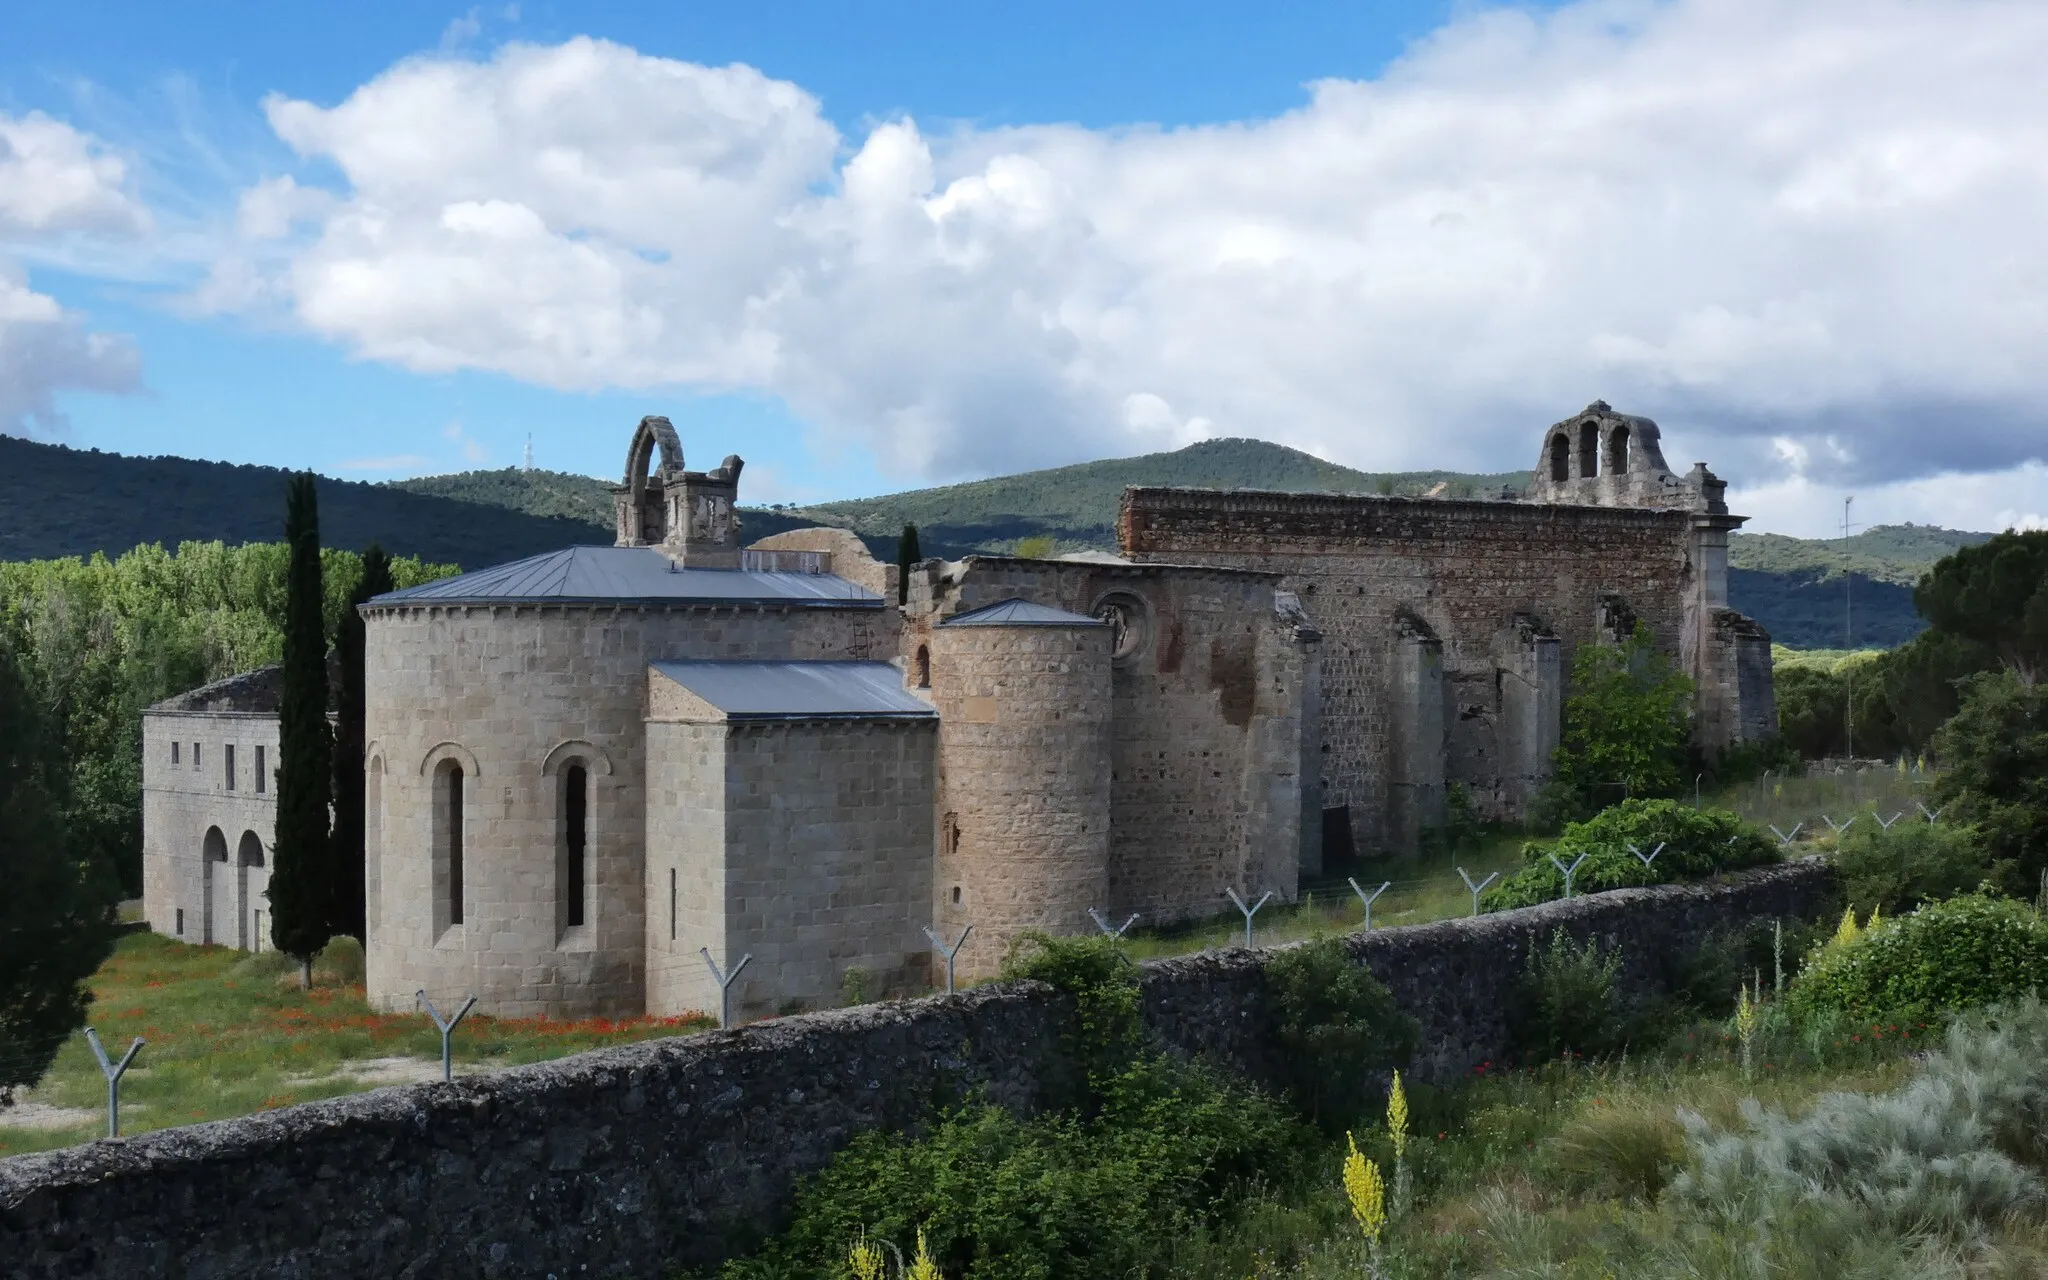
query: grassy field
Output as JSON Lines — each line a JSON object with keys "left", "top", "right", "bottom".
{"left": 1120, "top": 830, "right": 1531, "bottom": 964}
{"left": 1712, "top": 760, "right": 1937, "bottom": 841}
{"left": 1117, "top": 762, "right": 1932, "bottom": 965}
{"left": 1167, "top": 1009, "right": 1981, "bottom": 1278}
{"left": 0, "top": 932, "right": 712, "bottom": 1158}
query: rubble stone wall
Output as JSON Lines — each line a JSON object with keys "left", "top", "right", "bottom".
{"left": 1, "top": 861, "right": 1831, "bottom": 1280}
{"left": 1118, "top": 490, "right": 1702, "bottom": 851}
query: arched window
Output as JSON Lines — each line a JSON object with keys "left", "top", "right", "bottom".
{"left": 1605, "top": 425, "right": 1630, "bottom": 476}
{"left": 1548, "top": 433, "right": 1569, "bottom": 483}
{"left": 236, "top": 831, "right": 265, "bottom": 951}
{"left": 201, "top": 826, "right": 228, "bottom": 945}
{"left": 434, "top": 760, "right": 465, "bottom": 931}
{"left": 1577, "top": 422, "right": 1600, "bottom": 478}
{"left": 562, "top": 763, "right": 588, "bottom": 929}
{"left": 365, "top": 755, "right": 383, "bottom": 937}
{"left": 915, "top": 645, "right": 931, "bottom": 688}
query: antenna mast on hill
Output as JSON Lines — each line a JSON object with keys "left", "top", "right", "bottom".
{"left": 1841, "top": 495, "right": 1862, "bottom": 758}
{"left": 523, "top": 434, "right": 534, "bottom": 473}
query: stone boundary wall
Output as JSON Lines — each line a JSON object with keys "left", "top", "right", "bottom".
{"left": 1, "top": 861, "right": 1831, "bottom": 1279}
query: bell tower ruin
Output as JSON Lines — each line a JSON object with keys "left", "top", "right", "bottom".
{"left": 611, "top": 415, "right": 746, "bottom": 569}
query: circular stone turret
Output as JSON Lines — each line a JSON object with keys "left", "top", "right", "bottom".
{"left": 927, "top": 599, "right": 1112, "bottom": 980}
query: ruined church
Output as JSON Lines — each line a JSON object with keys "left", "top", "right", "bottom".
{"left": 140, "top": 404, "right": 1775, "bottom": 1021}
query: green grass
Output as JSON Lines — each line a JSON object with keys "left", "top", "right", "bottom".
{"left": 1119, "top": 832, "right": 1530, "bottom": 964}
{"left": 0, "top": 931, "right": 711, "bottom": 1158}
{"left": 1167, "top": 1010, "right": 1980, "bottom": 1278}
{"left": 1711, "top": 762, "right": 1937, "bottom": 844}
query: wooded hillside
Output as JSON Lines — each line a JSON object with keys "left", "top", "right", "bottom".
{"left": 5, "top": 433, "right": 1995, "bottom": 650}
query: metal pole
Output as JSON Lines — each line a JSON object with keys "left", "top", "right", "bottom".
{"left": 1088, "top": 908, "right": 1138, "bottom": 939}
{"left": 1347, "top": 878, "right": 1391, "bottom": 931}
{"left": 922, "top": 926, "right": 971, "bottom": 996}
{"left": 697, "top": 950, "right": 753, "bottom": 1028}
{"left": 1456, "top": 867, "right": 1499, "bottom": 917}
{"left": 1224, "top": 887, "right": 1273, "bottom": 948}
{"left": 83, "top": 1028, "right": 143, "bottom": 1139}
{"left": 415, "top": 991, "right": 478, "bottom": 1081}
{"left": 1546, "top": 851, "right": 1590, "bottom": 899}
{"left": 1627, "top": 841, "right": 1665, "bottom": 871}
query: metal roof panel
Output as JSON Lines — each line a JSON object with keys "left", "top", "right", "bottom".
{"left": 936, "top": 597, "right": 1108, "bottom": 628}
{"left": 649, "top": 660, "right": 936, "bottom": 719}
{"left": 370, "top": 545, "right": 883, "bottom": 608}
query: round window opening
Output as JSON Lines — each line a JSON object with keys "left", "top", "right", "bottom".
{"left": 1092, "top": 592, "right": 1149, "bottom": 662}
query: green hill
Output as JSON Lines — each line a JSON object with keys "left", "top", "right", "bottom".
{"left": 0, "top": 435, "right": 613, "bottom": 570}
{"left": 797, "top": 437, "right": 1531, "bottom": 555}
{"left": 1729, "top": 525, "right": 1992, "bottom": 588}
{"left": 0, "top": 433, "right": 1988, "bottom": 652}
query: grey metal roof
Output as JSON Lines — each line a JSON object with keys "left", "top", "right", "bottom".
{"left": 369, "top": 545, "right": 883, "bottom": 608}
{"left": 937, "top": 598, "right": 1108, "bottom": 628}
{"left": 650, "top": 661, "right": 936, "bottom": 720}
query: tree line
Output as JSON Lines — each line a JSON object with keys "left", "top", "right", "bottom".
{"left": 0, "top": 496, "right": 451, "bottom": 1095}
{"left": 1774, "top": 531, "right": 2048, "bottom": 763}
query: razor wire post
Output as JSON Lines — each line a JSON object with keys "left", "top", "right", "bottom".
{"left": 1457, "top": 867, "right": 1499, "bottom": 917}
{"left": 1088, "top": 908, "right": 1138, "bottom": 939}
{"left": 1224, "top": 887, "right": 1273, "bottom": 949}
{"left": 1348, "top": 878, "right": 1391, "bottom": 931}
{"left": 1822, "top": 814, "right": 1857, "bottom": 836}
{"left": 1547, "top": 851, "right": 1590, "bottom": 899}
{"left": 1918, "top": 801, "right": 1944, "bottom": 824}
{"left": 1769, "top": 822, "right": 1803, "bottom": 847}
{"left": 82, "top": 1028, "right": 143, "bottom": 1139}
{"left": 1628, "top": 841, "right": 1665, "bottom": 871}
{"left": 923, "top": 925, "right": 971, "bottom": 996}
{"left": 697, "top": 950, "right": 752, "bottom": 1028}
{"left": 1875, "top": 810, "right": 1903, "bottom": 830}
{"left": 415, "top": 991, "right": 477, "bottom": 1082}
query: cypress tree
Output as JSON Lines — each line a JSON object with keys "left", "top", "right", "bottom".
{"left": 329, "top": 543, "right": 392, "bottom": 941}
{"left": 0, "top": 634, "right": 118, "bottom": 1101}
{"left": 270, "top": 473, "right": 333, "bottom": 984}
{"left": 897, "top": 523, "right": 922, "bottom": 605}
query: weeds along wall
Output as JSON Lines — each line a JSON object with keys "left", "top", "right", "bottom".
{"left": 0, "top": 860, "right": 1830, "bottom": 1279}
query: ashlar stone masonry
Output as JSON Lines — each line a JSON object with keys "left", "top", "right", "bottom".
{"left": 135, "top": 406, "right": 1775, "bottom": 1019}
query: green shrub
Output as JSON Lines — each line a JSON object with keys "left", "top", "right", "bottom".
{"left": 1547, "top": 1098, "right": 1686, "bottom": 1202}
{"left": 1788, "top": 893, "right": 2048, "bottom": 1020}
{"left": 1832, "top": 821, "right": 1989, "bottom": 916}
{"left": 721, "top": 1055, "right": 1307, "bottom": 1279}
{"left": 1262, "top": 936, "right": 1419, "bottom": 1131}
{"left": 1002, "top": 932, "right": 1141, "bottom": 1099}
{"left": 1931, "top": 669, "right": 2048, "bottom": 899}
{"left": 311, "top": 935, "right": 365, "bottom": 986}
{"left": 1508, "top": 929, "right": 1634, "bottom": 1061}
{"left": 1485, "top": 799, "right": 1776, "bottom": 911}
{"left": 1678, "top": 997, "right": 2048, "bottom": 1236}
{"left": 1664, "top": 917, "right": 1832, "bottom": 1019}
{"left": 1548, "top": 622, "right": 1696, "bottom": 820}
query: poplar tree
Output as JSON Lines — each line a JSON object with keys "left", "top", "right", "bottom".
{"left": 329, "top": 543, "right": 392, "bottom": 941}
{"left": 896, "top": 523, "right": 922, "bottom": 605}
{"left": 269, "top": 473, "right": 333, "bottom": 984}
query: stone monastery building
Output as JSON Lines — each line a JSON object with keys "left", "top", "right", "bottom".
{"left": 142, "top": 405, "right": 1776, "bottom": 1021}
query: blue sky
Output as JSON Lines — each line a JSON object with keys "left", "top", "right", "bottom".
{"left": 1, "top": 2, "right": 1467, "bottom": 499}
{"left": 3, "top": 1, "right": 2045, "bottom": 534}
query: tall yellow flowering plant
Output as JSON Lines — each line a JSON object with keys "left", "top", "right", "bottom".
{"left": 1343, "top": 1132, "right": 1387, "bottom": 1245}
{"left": 847, "top": 1232, "right": 886, "bottom": 1280}
{"left": 907, "top": 1228, "right": 944, "bottom": 1280}
{"left": 1386, "top": 1070, "right": 1410, "bottom": 1215}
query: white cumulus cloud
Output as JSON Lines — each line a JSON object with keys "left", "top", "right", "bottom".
{"left": 205, "top": 2, "right": 2048, "bottom": 516}
{"left": 0, "top": 112, "right": 147, "bottom": 435}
